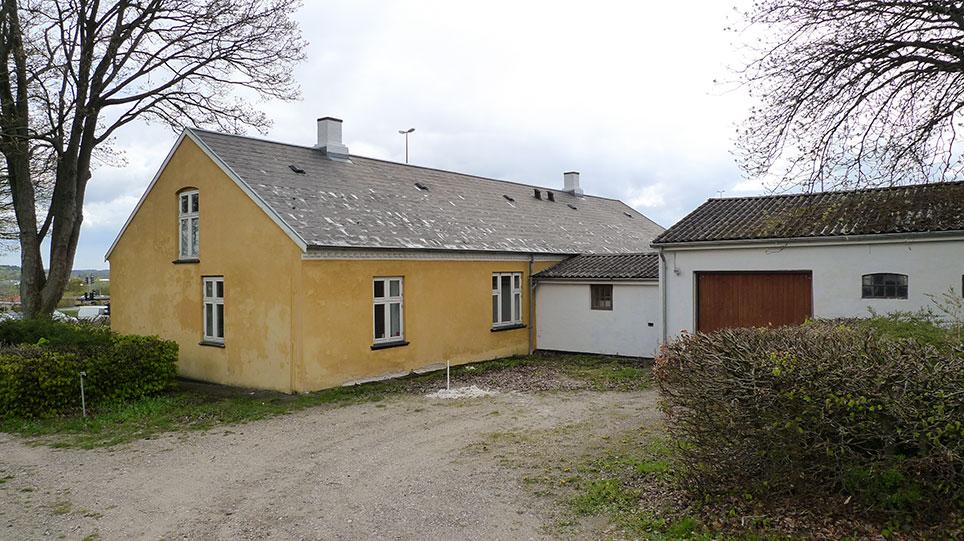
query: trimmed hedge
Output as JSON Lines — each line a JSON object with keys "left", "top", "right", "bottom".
{"left": 0, "top": 318, "right": 113, "bottom": 350}
{"left": 0, "top": 321, "right": 177, "bottom": 418}
{"left": 654, "top": 322, "right": 963, "bottom": 514}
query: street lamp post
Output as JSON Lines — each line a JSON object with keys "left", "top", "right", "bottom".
{"left": 398, "top": 128, "right": 415, "bottom": 164}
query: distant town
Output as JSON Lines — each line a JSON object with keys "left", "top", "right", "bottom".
{"left": 0, "top": 265, "right": 110, "bottom": 313}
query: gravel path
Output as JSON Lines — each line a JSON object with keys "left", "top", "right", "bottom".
{"left": 0, "top": 388, "right": 658, "bottom": 540}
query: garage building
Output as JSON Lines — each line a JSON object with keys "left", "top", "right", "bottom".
{"left": 651, "top": 182, "right": 964, "bottom": 339}
{"left": 534, "top": 253, "right": 660, "bottom": 357}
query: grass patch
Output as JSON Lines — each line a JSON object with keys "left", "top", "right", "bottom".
{"left": 50, "top": 500, "right": 72, "bottom": 515}
{"left": 535, "top": 426, "right": 789, "bottom": 540}
{"left": 0, "top": 354, "right": 649, "bottom": 449}
{"left": 57, "top": 307, "right": 81, "bottom": 318}
{"left": 0, "top": 375, "right": 421, "bottom": 449}
{"left": 565, "top": 438, "right": 707, "bottom": 540}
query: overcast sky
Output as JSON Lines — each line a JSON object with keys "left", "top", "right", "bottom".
{"left": 5, "top": 0, "right": 758, "bottom": 270}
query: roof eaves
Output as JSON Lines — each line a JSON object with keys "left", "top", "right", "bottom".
{"left": 651, "top": 228, "right": 964, "bottom": 248}
{"left": 533, "top": 275, "right": 658, "bottom": 282}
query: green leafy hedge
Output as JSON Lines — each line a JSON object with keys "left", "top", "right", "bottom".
{"left": 0, "top": 318, "right": 113, "bottom": 350}
{"left": 0, "top": 321, "right": 177, "bottom": 418}
{"left": 654, "top": 322, "right": 963, "bottom": 515}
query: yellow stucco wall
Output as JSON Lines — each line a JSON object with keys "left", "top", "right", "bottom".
{"left": 108, "top": 136, "right": 301, "bottom": 392}
{"left": 295, "top": 258, "right": 557, "bottom": 391}
{"left": 110, "top": 134, "right": 560, "bottom": 392}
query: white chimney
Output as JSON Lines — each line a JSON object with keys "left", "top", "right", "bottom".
{"left": 315, "top": 117, "right": 350, "bottom": 160}
{"left": 564, "top": 171, "right": 583, "bottom": 196}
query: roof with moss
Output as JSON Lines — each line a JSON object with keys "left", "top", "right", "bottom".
{"left": 652, "top": 182, "right": 964, "bottom": 245}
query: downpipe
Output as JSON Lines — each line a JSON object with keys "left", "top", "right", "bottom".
{"left": 658, "top": 248, "right": 668, "bottom": 345}
{"left": 528, "top": 255, "right": 537, "bottom": 355}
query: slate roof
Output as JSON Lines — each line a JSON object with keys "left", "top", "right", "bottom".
{"left": 652, "top": 181, "right": 964, "bottom": 246}
{"left": 189, "top": 129, "right": 664, "bottom": 254}
{"left": 534, "top": 253, "right": 659, "bottom": 281}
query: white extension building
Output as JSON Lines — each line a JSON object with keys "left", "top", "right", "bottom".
{"left": 532, "top": 181, "right": 964, "bottom": 358}
{"left": 650, "top": 182, "right": 964, "bottom": 340}
{"left": 534, "top": 253, "right": 661, "bottom": 357}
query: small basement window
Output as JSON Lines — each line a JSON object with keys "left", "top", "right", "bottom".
{"left": 862, "top": 273, "right": 908, "bottom": 299}
{"left": 591, "top": 284, "right": 613, "bottom": 310}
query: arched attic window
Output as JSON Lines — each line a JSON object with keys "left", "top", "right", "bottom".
{"left": 861, "top": 273, "right": 907, "bottom": 299}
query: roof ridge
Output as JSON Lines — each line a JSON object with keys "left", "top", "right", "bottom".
{"left": 188, "top": 127, "right": 632, "bottom": 205}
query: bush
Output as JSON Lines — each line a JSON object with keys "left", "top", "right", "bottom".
{"left": 0, "top": 318, "right": 113, "bottom": 350}
{"left": 835, "top": 309, "right": 961, "bottom": 351}
{"left": 0, "top": 321, "right": 177, "bottom": 418}
{"left": 653, "top": 322, "right": 963, "bottom": 515}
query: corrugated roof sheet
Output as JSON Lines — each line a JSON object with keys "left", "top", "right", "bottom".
{"left": 190, "top": 129, "right": 664, "bottom": 254}
{"left": 652, "top": 182, "right": 964, "bottom": 245}
{"left": 534, "top": 253, "right": 659, "bottom": 281}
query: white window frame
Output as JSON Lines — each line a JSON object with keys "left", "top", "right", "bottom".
{"left": 492, "top": 272, "right": 523, "bottom": 327}
{"left": 373, "top": 277, "right": 404, "bottom": 344}
{"left": 179, "top": 190, "right": 199, "bottom": 259}
{"left": 203, "top": 276, "right": 224, "bottom": 344}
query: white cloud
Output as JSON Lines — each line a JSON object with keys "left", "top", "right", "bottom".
{"left": 626, "top": 185, "right": 667, "bottom": 209}
{"left": 83, "top": 195, "right": 140, "bottom": 230}
{"left": 3, "top": 0, "right": 763, "bottom": 269}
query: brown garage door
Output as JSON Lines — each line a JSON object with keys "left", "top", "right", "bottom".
{"left": 697, "top": 272, "right": 813, "bottom": 333}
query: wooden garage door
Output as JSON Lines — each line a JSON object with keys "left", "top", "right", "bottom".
{"left": 697, "top": 272, "right": 812, "bottom": 333}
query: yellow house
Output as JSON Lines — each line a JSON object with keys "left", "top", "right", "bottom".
{"left": 106, "top": 118, "right": 663, "bottom": 392}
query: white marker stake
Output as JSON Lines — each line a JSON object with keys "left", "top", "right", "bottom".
{"left": 446, "top": 361, "right": 450, "bottom": 391}
{"left": 79, "top": 371, "right": 87, "bottom": 418}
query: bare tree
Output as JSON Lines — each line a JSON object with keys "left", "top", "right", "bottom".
{"left": 0, "top": 0, "right": 305, "bottom": 317}
{"left": 735, "top": 1, "right": 964, "bottom": 192}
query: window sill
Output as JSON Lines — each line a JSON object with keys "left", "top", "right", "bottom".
{"left": 173, "top": 258, "right": 200, "bottom": 265}
{"left": 491, "top": 323, "right": 526, "bottom": 332}
{"left": 371, "top": 340, "right": 409, "bottom": 351}
{"left": 199, "top": 340, "right": 225, "bottom": 348}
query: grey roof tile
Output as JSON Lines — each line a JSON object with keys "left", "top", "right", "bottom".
{"left": 191, "top": 129, "right": 664, "bottom": 254}
{"left": 534, "top": 253, "right": 659, "bottom": 281}
{"left": 652, "top": 182, "right": 964, "bottom": 245}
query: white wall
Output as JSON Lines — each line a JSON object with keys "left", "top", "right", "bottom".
{"left": 537, "top": 281, "right": 660, "bottom": 357}
{"left": 662, "top": 237, "right": 964, "bottom": 338}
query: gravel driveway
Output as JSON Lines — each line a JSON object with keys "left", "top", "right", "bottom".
{"left": 0, "top": 387, "right": 658, "bottom": 540}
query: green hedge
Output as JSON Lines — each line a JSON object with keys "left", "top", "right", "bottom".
{"left": 0, "top": 321, "right": 177, "bottom": 418}
{"left": 654, "top": 322, "right": 963, "bottom": 515}
{"left": 0, "top": 318, "right": 114, "bottom": 350}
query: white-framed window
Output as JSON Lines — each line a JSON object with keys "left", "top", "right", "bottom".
{"left": 179, "top": 190, "right": 199, "bottom": 259}
{"left": 492, "top": 272, "right": 522, "bottom": 326}
{"left": 373, "top": 277, "right": 404, "bottom": 343}
{"left": 203, "top": 276, "right": 224, "bottom": 343}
